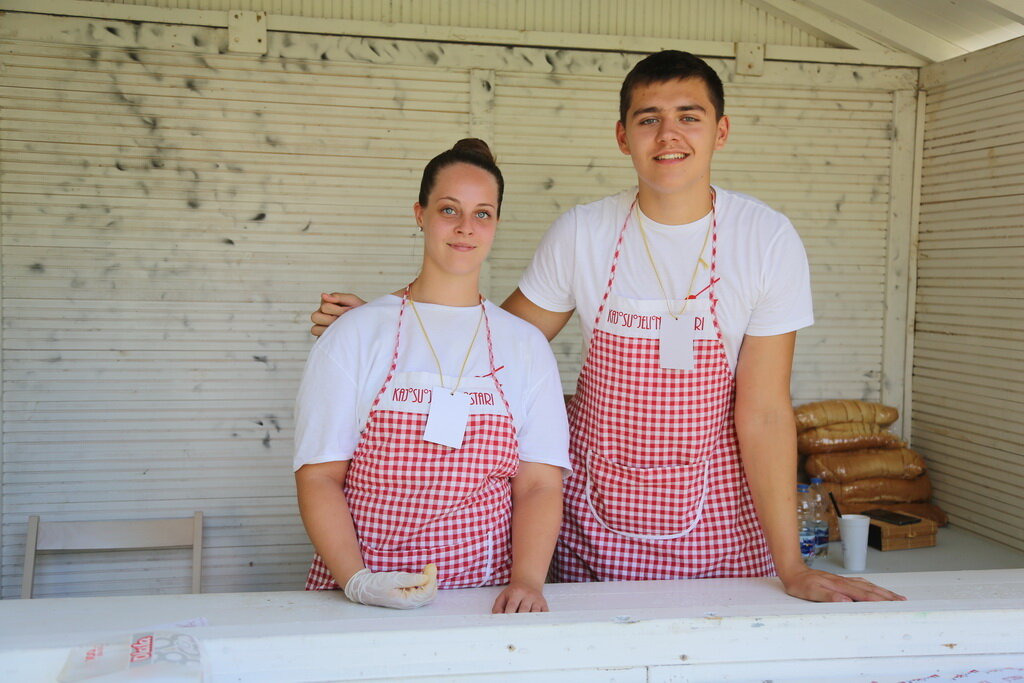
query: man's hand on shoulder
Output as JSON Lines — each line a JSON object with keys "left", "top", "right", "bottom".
{"left": 311, "top": 292, "right": 366, "bottom": 337}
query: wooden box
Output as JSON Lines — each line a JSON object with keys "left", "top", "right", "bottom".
{"left": 867, "top": 514, "right": 937, "bottom": 551}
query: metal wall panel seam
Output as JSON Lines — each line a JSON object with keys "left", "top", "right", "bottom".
{"left": 899, "top": 89, "right": 925, "bottom": 442}
{"left": 0, "top": 32, "right": 6, "bottom": 582}
{"left": 469, "top": 68, "right": 496, "bottom": 298}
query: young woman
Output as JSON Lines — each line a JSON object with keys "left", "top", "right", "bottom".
{"left": 293, "top": 139, "right": 570, "bottom": 613}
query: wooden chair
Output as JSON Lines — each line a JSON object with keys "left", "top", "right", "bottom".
{"left": 20, "top": 512, "right": 203, "bottom": 599}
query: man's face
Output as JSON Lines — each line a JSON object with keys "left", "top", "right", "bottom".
{"left": 616, "top": 77, "right": 729, "bottom": 200}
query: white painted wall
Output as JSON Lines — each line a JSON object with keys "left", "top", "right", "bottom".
{"left": 914, "top": 37, "right": 1024, "bottom": 553}
{"left": 0, "top": 6, "right": 919, "bottom": 597}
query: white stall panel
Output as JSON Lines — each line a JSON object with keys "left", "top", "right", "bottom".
{"left": 915, "top": 38, "right": 1024, "bottom": 551}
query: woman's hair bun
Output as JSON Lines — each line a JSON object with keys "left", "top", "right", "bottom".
{"left": 451, "top": 138, "right": 495, "bottom": 164}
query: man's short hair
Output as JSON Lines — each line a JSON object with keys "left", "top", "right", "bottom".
{"left": 619, "top": 50, "right": 726, "bottom": 123}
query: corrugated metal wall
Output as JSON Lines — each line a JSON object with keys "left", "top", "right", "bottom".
{"left": 915, "top": 39, "right": 1024, "bottom": 552}
{"left": 100, "top": 0, "right": 831, "bottom": 47}
{"left": 0, "top": 10, "right": 917, "bottom": 597}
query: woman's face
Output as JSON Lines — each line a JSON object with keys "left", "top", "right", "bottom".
{"left": 414, "top": 162, "right": 500, "bottom": 280}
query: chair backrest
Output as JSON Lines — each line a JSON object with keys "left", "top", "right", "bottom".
{"left": 21, "top": 512, "right": 203, "bottom": 599}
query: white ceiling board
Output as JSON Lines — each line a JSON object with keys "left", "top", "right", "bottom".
{"left": 744, "top": 0, "right": 891, "bottom": 49}
{"left": 982, "top": 0, "right": 1024, "bottom": 22}
{"left": 859, "top": 0, "right": 1024, "bottom": 54}
{"left": 747, "top": 0, "right": 1024, "bottom": 62}
{"left": 801, "top": 0, "right": 970, "bottom": 61}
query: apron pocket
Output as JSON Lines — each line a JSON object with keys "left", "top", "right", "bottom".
{"left": 585, "top": 451, "right": 710, "bottom": 539}
{"left": 361, "top": 530, "right": 507, "bottom": 590}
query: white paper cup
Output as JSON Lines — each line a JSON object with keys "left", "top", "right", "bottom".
{"left": 839, "top": 514, "right": 870, "bottom": 572}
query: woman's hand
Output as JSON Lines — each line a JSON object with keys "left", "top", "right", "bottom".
{"left": 311, "top": 292, "right": 366, "bottom": 337}
{"left": 491, "top": 579, "right": 548, "bottom": 613}
{"left": 343, "top": 563, "right": 438, "bottom": 609}
{"left": 780, "top": 566, "right": 906, "bottom": 602}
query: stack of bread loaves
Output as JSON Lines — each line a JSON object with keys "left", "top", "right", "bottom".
{"left": 795, "top": 399, "right": 947, "bottom": 538}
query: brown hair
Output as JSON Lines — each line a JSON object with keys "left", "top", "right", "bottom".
{"left": 418, "top": 138, "right": 504, "bottom": 215}
{"left": 619, "top": 50, "right": 725, "bottom": 123}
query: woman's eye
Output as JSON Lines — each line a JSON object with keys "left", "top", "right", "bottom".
{"left": 441, "top": 207, "right": 456, "bottom": 215}
{"left": 475, "top": 211, "right": 491, "bottom": 220}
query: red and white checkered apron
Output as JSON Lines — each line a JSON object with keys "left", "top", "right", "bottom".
{"left": 553, "top": 199, "right": 775, "bottom": 582}
{"left": 305, "top": 294, "right": 520, "bottom": 591}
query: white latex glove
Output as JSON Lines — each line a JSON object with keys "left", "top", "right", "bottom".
{"left": 343, "top": 563, "right": 438, "bottom": 609}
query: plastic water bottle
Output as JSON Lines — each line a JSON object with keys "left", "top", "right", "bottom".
{"left": 809, "top": 477, "right": 830, "bottom": 559}
{"left": 796, "top": 484, "right": 816, "bottom": 566}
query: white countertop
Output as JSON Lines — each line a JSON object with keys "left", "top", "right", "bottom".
{"left": 3, "top": 569, "right": 1024, "bottom": 682}
{"left": 820, "top": 525, "right": 1024, "bottom": 575}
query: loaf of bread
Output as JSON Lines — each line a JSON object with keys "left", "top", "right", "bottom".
{"left": 805, "top": 447, "right": 925, "bottom": 482}
{"left": 794, "top": 399, "right": 898, "bottom": 431}
{"left": 797, "top": 422, "right": 906, "bottom": 454}
{"left": 821, "top": 474, "right": 932, "bottom": 504}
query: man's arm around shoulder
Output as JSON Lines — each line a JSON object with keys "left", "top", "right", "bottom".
{"left": 502, "top": 288, "right": 573, "bottom": 342}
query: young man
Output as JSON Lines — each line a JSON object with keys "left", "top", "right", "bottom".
{"left": 311, "top": 51, "right": 902, "bottom": 602}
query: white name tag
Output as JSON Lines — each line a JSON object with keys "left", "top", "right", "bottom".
{"left": 659, "top": 313, "right": 716, "bottom": 370}
{"left": 423, "top": 387, "right": 471, "bottom": 449}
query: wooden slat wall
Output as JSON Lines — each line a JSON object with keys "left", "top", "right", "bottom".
{"left": 0, "top": 10, "right": 918, "bottom": 597}
{"left": 915, "top": 39, "right": 1024, "bottom": 552}
{"left": 103, "top": 0, "right": 830, "bottom": 47}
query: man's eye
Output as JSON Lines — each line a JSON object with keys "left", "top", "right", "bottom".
{"left": 640, "top": 118, "right": 658, "bottom": 125}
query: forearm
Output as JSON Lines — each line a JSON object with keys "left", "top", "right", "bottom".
{"left": 295, "top": 467, "right": 365, "bottom": 587}
{"left": 508, "top": 480, "right": 563, "bottom": 587}
{"left": 735, "top": 402, "right": 804, "bottom": 581}
{"left": 732, "top": 332, "right": 806, "bottom": 582}
{"left": 500, "top": 289, "right": 573, "bottom": 342}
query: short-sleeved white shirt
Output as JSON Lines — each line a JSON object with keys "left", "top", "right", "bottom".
{"left": 518, "top": 186, "right": 814, "bottom": 370}
{"left": 293, "top": 295, "right": 571, "bottom": 474}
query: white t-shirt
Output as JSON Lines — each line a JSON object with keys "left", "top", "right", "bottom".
{"left": 518, "top": 187, "right": 814, "bottom": 370}
{"left": 293, "top": 295, "right": 571, "bottom": 474}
